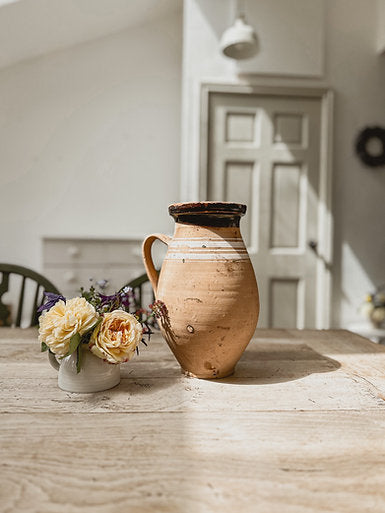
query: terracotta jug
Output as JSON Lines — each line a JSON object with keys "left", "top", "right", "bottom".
{"left": 142, "top": 202, "right": 259, "bottom": 379}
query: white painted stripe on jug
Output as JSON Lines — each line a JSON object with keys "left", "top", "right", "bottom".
{"left": 170, "top": 239, "right": 246, "bottom": 249}
{"left": 165, "top": 252, "right": 250, "bottom": 261}
{"left": 173, "top": 237, "right": 243, "bottom": 241}
{"left": 172, "top": 237, "right": 243, "bottom": 242}
{"left": 168, "top": 248, "right": 248, "bottom": 254}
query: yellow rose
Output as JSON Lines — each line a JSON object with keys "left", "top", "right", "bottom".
{"left": 89, "top": 310, "right": 143, "bottom": 364}
{"left": 38, "top": 297, "right": 99, "bottom": 356}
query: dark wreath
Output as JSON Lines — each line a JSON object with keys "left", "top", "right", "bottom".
{"left": 355, "top": 126, "right": 385, "bottom": 167}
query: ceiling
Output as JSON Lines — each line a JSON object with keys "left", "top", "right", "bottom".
{"left": 0, "top": 0, "right": 181, "bottom": 70}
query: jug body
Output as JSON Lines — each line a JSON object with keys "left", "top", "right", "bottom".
{"left": 143, "top": 202, "right": 259, "bottom": 378}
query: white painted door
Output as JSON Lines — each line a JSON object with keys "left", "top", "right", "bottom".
{"left": 207, "top": 92, "right": 324, "bottom": 329}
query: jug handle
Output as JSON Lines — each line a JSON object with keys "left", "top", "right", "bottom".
{"left": 142, "top": 233, "right": 171, "bottom": 295}
{"left": 48, "top": 349, "right": 60, "bottom": 371}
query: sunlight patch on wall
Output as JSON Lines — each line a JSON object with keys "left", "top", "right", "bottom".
{"left": 341, "top": 242, "right": 374, "bottom": 325}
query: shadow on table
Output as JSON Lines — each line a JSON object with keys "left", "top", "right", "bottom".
{"left": 220, "top": 343, "right": 341, "bottom": 385}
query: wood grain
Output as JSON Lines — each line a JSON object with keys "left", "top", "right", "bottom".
{"left": 2, "top": 412, "right": 385, "bottom": 513}
{"left": 1, "top": 328, "right": 385, "bottom": 512}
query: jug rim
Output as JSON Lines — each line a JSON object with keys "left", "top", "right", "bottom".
{"left": 169, "top": 201, "right": 247, "bottom": 217}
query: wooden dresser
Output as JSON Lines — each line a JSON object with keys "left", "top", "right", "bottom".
{"left": 42, "top": 237, "right": 146, "bottom": 298}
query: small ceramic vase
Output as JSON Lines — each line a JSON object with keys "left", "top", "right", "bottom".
{"left": 48, "top": 346, "right": 120, "bottom": 393}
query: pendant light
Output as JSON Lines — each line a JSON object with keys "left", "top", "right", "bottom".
{"left": 220, "top": 0, "right": 258, "bottom": 60}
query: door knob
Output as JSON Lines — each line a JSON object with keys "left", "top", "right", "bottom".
{"left": 308, "top": 240, "right": 318, "bottom": 253}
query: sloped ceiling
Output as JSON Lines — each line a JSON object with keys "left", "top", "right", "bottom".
{"left": 0, "top": 0, "right": 181, "bottom": 69}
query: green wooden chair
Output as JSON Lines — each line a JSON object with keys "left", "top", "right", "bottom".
{"left": 126, "top": 272, "right": 155, "bottom": 310}
{"left": 125, "top": 272, "right": 158, "bottom": 329}
{"left": 0, "top": 263, "right": 61, "bottom": 327}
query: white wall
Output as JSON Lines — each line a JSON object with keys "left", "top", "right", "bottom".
{"left": 326, "top": 0, "right": 385, "bottom": 327}
{"left": 181, "top": 0, "right": 385, "bottom": 327}
{"left": 0, "top": 11, "right": 182, "bottom": 270}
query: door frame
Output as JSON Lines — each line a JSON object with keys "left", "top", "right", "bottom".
{"left": 199, "top": 83, "right": 334, "bottom": 328}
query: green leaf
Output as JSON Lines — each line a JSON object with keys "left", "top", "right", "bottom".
{"left": 91, "top": 317, "right": 102, "bottom": 331}
{"left": 41, "top": 342, "right": 48, "bottom": 352}
{"left": 64, "top": 333, "right": 81, "bottom": 357}
{"left": 76, "top": 343, "right": 83, "bottom": 374}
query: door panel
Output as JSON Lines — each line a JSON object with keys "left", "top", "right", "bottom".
{"left": 269, "top": 278, "right": 302, "bottom": 328}
{"left": 270, "top": 163, "right": 302, "bottom": 248}
{"left": 208, "top": 92, "right": 322, "bottom": 328}
{"left": 224, "top": 161, "right": 254, "bottom": 247}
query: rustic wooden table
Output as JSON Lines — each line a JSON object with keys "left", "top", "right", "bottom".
{"left": 1, "top": 327, "right": 385, "bottom": 512}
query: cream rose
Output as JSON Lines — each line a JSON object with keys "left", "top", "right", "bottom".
{"left": 89, "top": 310, "right": 143, "bottom": 363}
{"left": 38, "top": 297, "right": 99, "bottom": 356}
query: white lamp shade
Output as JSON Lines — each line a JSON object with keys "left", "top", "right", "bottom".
{"left": 220, "top": 17, "right": 258, "bottom": 60}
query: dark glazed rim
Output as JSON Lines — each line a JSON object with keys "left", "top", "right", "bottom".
{"left": 169, "top": 201, "right": 247, "bottom": 217}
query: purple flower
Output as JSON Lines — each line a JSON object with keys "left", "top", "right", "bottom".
{"left": 120, "top": 287, "right": 134, "bottom": 309}
{"left": 99, "top": 292, "right": 118, "bottom": 305}
{"left": 38, "top": 292, "right": 66, "bottom": 313}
